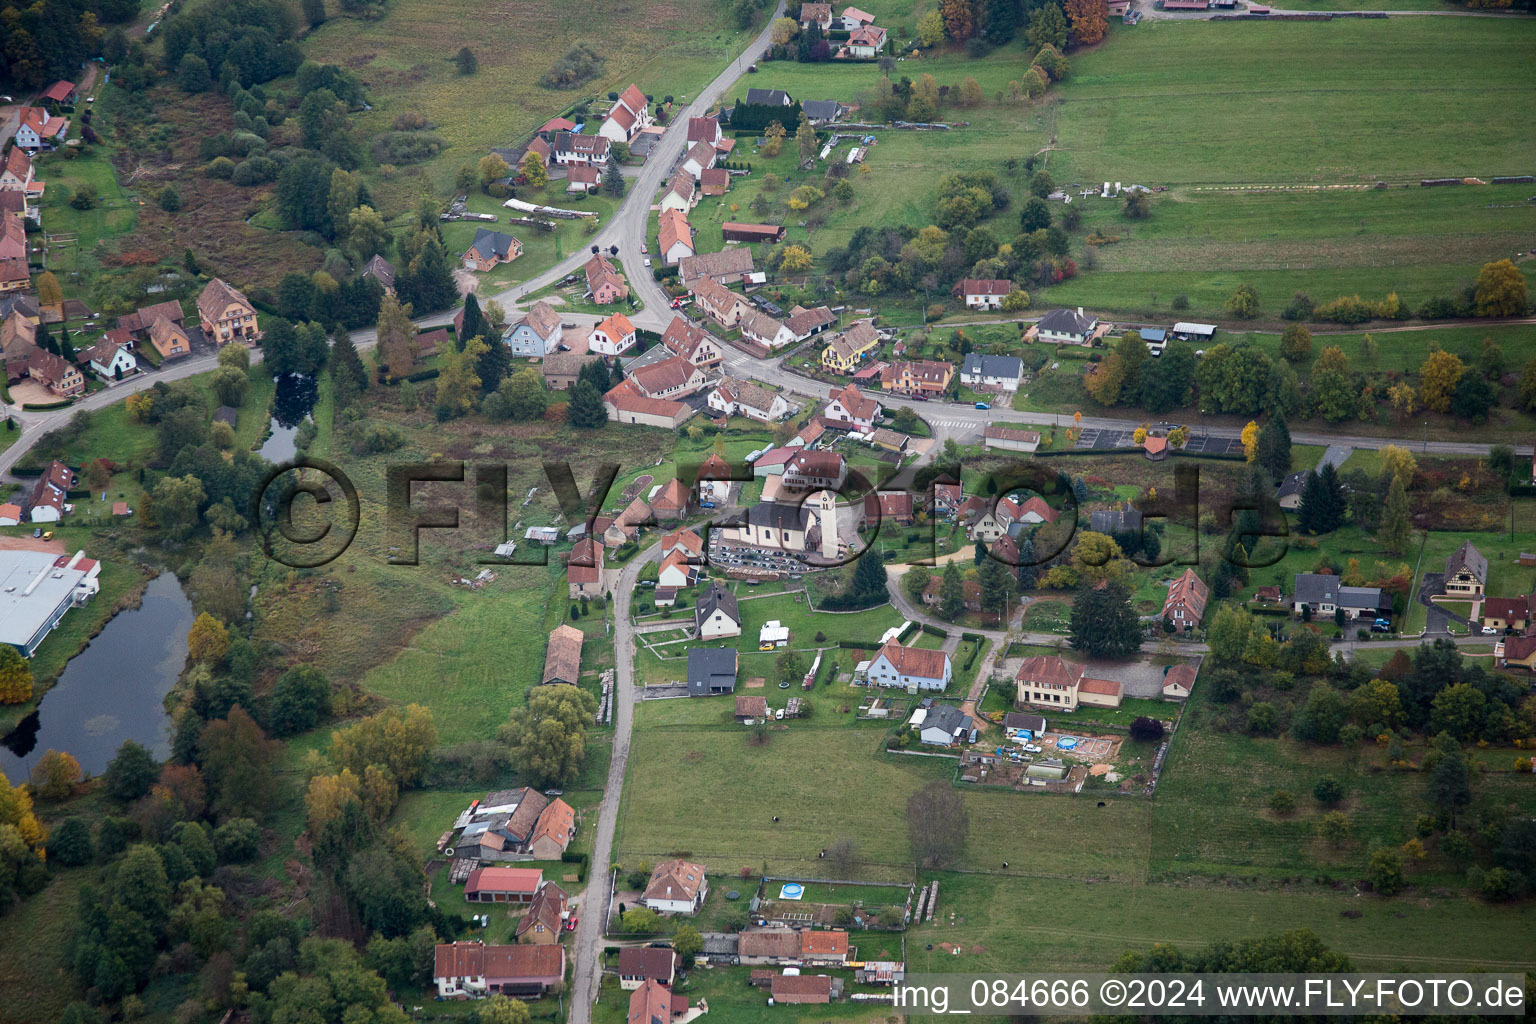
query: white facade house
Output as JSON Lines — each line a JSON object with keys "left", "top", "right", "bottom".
{"left": 88, "top": 342, "right": 138, "bottom": 379}
{"left": 959, "top": 353, "right": 1024, "bottom": 392}
{"left": 1034, "top": 307, "right": 1101, "bottom": 346}
{"left": 587, "top": 314, "right": 636, "bottom": 356}
{"left": 867, "top": 641, "right": 951, "bottom": 691}
{"left": 641, "top": 860, "right": 708, "bottom": 916}
{"left": 707, "top": 377, "right": 791, "bottom": 423}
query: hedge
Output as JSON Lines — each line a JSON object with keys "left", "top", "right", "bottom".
{"left": 561, "top": 850, "right": 590, "bottom": 882}
{"left": 959, "top": 631, "right": 985, "bottom": 644}
{"left": 66, "top": 488, "right": 91, "bottom": 499}
{"left": 919, "top": 622, "right": 948, "bottom": 638}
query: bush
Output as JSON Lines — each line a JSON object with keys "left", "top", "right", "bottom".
{"left": 1128, "top": 716, "right": 1164, "bottom": 742}
{"left": 205, "top": 156, "right": 236, "bottom": 179}
{"left": 232, "top": 157, "right": 279, "bottom": 186}
{"left": 158, "top": 186, "right": 182, "bottom": 212}
{"left": 68, "top": 184, "right": 98, "bottom": 211}
{"left": 1170, "top": 294, "right": 1189, "bottom": 311}
{"left": 371, "top": 131, "right": 448, "bottom": 164}
{"left": 1268, "top": 789, "right": 1296, "bottom": 815}
{"left": 541, "top": 42, "right": 605, "bottom": 89}
{"left": 1313, "top": 776, "right": 1344, "bottom": 806}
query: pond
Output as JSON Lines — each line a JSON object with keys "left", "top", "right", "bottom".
{"left": 259, "top": 373, "right": 318, "bottom": 463}
{"left": 0, "top": 573, "right": 196, "bottom": 780}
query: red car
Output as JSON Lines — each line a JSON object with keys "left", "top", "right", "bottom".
{"left": 565, "top": 915, "right": 579, "bottom": 931}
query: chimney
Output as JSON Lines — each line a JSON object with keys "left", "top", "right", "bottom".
{"left": 1077, "top": 307, "right": 1084, "bottom": 317}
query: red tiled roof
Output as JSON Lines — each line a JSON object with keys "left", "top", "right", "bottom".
{"left": 1079, "top": 676, "right": 1122, "bottom": 697}
{"left": 876, "top": 640, "right": 948, "bottom": 681}
{"left": 952, "top": 278, "right": 1010, "bottom": 296}
{"left": 1015, "top": 655, "right": 1085, "bottom": 688}
{"left": 802, "top": 930, "right": 849, "bottom": 956}
{"left": 1163, "top": 568, "right": 1209, "bottom": 620}
{"left": 465, "top": 866, "right": 544, "bottom": 896}
{"left": 1015, "top": 496, "right": 1058, "bottom": 523}
{"left": 1163, "top": 664, "right": 1197, "bottom": 691}
{"left": 619, "top": 84, "right": 648, "bottom": 115}
{"left": 41, "top": 81, "right": 75, "bottom": 103}
{"left": 540, "top": 117, "right": 576, "bottom": 134}
{"left": 643, "top": 859, "right": 706, "bottom": 903}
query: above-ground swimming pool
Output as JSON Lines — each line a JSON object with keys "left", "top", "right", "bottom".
{"left": 779, "top": 883, "right": 805, "bottom": 900}
{"left": 1057, "top": 737, "right": 1080, "bottom": 749}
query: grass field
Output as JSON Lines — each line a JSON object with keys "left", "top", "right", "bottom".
{"left": 300, "top": 0, "right": 763, "bottom": 202}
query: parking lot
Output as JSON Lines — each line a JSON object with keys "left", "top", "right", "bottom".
{"left": 706, "top": 541, "right": 805, "bottom": 575}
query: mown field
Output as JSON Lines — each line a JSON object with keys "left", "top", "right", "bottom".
{"left": 703, "top": 17, "right": 1536, "bottom": 320}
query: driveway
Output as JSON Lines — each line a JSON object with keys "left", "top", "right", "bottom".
{"left": 1415, "top": 571, "right": 1461, "bottom": 635}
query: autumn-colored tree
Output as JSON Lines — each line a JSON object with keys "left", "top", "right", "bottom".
{"left": 35, "top": 270, "right": 63, "bottom": 307}
{"left": 1240, "top": 420, "right": 1260, "bottom": 462}
{"left": 305, "top": 768, "right": 361, "bottom": 834}
{"left": 1069, "top": 531, "right": 1131, "bottom": 585}
{"left": 329, "top": 704, "right": 438, "bottom": 787}
{"left": 0, "top": 646, "right": 35, "bottom": 705}
{"left": 940, "top": 0, "right": 976, "bottom": 40}
{"left": 762, "top": 120, "right": 786, "bottom": 157}
{"left": 436, "top": 334, "right": 485, "bottom": 417}
{"left": 478, "top": 153, "right": 509, "bottom": 187}
{"left": 1279, "top": 323, "right": 1313, "bottom": 363}
{"left": 376, "top": 291, "right": 420, "bottom": 381}
{"left": 520, "top": 151, "right": 549, "bottom": 189}
{"left": 30, "top": 750, "right": 81, "bottom": 801}
{"left": 0, "top": 772, "right": 47, "bottom": 851}
{"left": 1418, "top": 350, "right": 1465, "bottom": 413}
{"left": 187, "top": 613, "right": 230, "bottom": 665}
{"left": 1085, "top": 353, "right": 1127, "bottom": 405}
{"left": 795, "top": 114, "right": 818, "bottom": 165}
{"left": 959, "top": 76, "right": 983, "bottom": 107}
{"left": 770, "top": 15, "right": 797, "bottom": 44}
{"left": 917, "top": 8, "right": 947, "bottom": 45}
{"left": 1473, "top": 258, "right": 1528, "bottom": 318}
{"left": 1378, "top": 445, "right": 1416, "bottom": 490}
{"left": 1387, "top": 382, "right": 1417, "bottom": 420}
{"left": 779, "top": 244, "right": 813, "bottom": 272}
{"left": 1064, "top": 0, "right": 1108, "bottom": 45}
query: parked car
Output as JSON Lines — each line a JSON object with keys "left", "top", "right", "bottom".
{"left": 1023, "top": 744, "right": 1042, "bottom": 753}
{"left": 643, "top": 258, "right": 652, "bottom": 267}
{"left": 32, "top": 528, "right": 41, "bottom": 538}
{"left": 974, "top": 402, "right": 990, "bottom": 410}
{"left": 1481, "top": 625, "right": 1498, "bottom": 635}
{"left": 700, "top": 501, "right": 716, "bottom": 509}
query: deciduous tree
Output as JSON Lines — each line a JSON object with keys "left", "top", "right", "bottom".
{"left": 1064, "top": 0, "right": 1107, "bottom": 45}
{"left": 187, "top": 613, "right": 230, "bottom": 665}
{"left": 497, "top": 685, "right": 598, "bottom": 787}
{"left": 0, "top": 646, "right": 34, "bottom": 705}
{"left": 940, "top": 0, "right": 976, "bottom": 39}
{"left": 1473, "top": 258, "right": 1528, "bottom": 317}
{"left": 1418, "top": 350, "right": 1465, "bottom": 413}
{"left": 30, "top": 749, "right": 81, "bottom": 800}
{"left": 906, "top": 780, "right": 968, "bottom": 866}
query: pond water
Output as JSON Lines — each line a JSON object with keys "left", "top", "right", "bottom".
{"left": 258, "top": 373, "right": 318, "bottom": 463}
{"left": 0, "top": 573, "right": 195, "bottom": 780}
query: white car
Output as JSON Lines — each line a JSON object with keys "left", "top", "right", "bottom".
{"left": 642, "top": 257, "right": 652, "bottom": 267}
{"left": 1023, "top": 744, "right": 1042, "bottom": 753}
{"left": 1481, "top": 625, "right": 1498, "bottom": 635}
{"left": 774, "top": 708, "right": 784, "bottom": 720}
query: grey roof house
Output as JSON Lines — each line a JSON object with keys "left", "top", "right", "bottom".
{"left": 1034, "top": 307, "right": 1100, "bottom": 345}
{"left": 744, "top": 88, "right": 794, "bottom": 106}
{"left": 687, "top": 647, "right": 739, "bottom": 696}
{"left": 917, "top": 704, "right": 975, "bottom": 746}
{"left": 1276, "top": 470, "right": 1310, "bottom": 511}
{"left": 1291, "top": 573, "right": 1387, "bottom": 619}
{"left": 1443, "top": 540, "right": 1487, "bottom": 596}
{"left": 959, "top": 353, "right": 1024, "bottom": 390}
{"left": 800, "top": 100, "right": 844, "bottom": 122}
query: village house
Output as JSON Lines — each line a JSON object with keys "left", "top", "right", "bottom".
{"left": 661, "top": 316, "right": 724, "bottom": 368}
{"left": 701, "top": 168, "right": 730, "bottom": 196}
{"left": 687, "top": 114, "right": 723, "bottom": 149}
{"left": 694, "top": 580, "right": 742, "bottom": 638}
{"left": 1161, "top": 568, "right": 1208, "bottom": 630}
{"left": 13, "top": 107, "right": 67, "bottom": 151}
{"left": 565, "top": 164, "right": 601, "bottom": 193}
{"left": 864, "top": 490, "right": 915, "bottom": 526}
{"left": 823, "top": 382, "right": 883, "bottom": 431}
{"left": 658, "top": 208, "right": 696, "bottom": 265}
{"left": 600, "top": 84, "right": 652, "bottom": 144}
{"left": 0, "top": 147, "right": 43, "bottom": 212}
{"left": 41, "top": 80, "right": 77, "bottom": 106}
{"left": 691, "top": 276, "right": 752, "bottom": 328}
{"left": 846, "top": 23, "right": 887, "bottom": 56}
{"left": 1275, "top": 470, "right": 1310, "bottom": 511}
{"left": 1291, "top": 573, "right": 1387, "bottom": 620}
{"left": 960, "top": 353, "right": 1024, "bottom": 391}
{"left": 1091, "top": 506, "right": 1143, "bottom": 535}
{"left": 503, "top": 301, "right": 563, "bottom": 358}
{"left": 619, "top": 947, "right": 678, "bottom": 990}
{"left": 1443, "top": 541, "right": 1487, "bottom": 597}
{"left": 687, "top": 646, "right": 738, "bottom": 696}
{"left": 588, "top": 312, "right": 637, "bottom": 356}
{"left": 463, "top": 229, "right": 522, "bottom": 272}
{"left": 787, "top": 420, "right": 825, "bottom": 449}
{"left": 1014, "top": 654, "right": 1123, "bottom": 711}
{"left": 627, "top": 354, "right": 713, "bottom": 402}
{"left": 820, "top": 321, "right": 879, "bottom": 372}
{"left": 734, "top": 694, "right": 770, "bottom": 723}
{"left": 1496, "top": 635, "right": 1536, "bottom": 671}
{"left": 841, "top": 5, "right": 876, "bottom": 26}
{"left": 880, "top": 359, "right": 954, "bottom": 396}
{"left": 148, "top": 316, "right": 191, "bottom": 361}
{"left": 628, "top": 978, "right": 690, "bottom": 1024}
{"left": 585, "top": 252, "right": 630, "bottom": 304}
{"left": 782, "top": 449, "right": 847, "bottom": 492}
{"left": 952, "top": 278, "right": 1012, "bottom": 310}
{"left": 785, "top": 304, "right": 836, "bottom": 341}
{"left": 515, "top": 882, "right": 568, "bottom": 945}
{"left": 197, "top": 278, "right": 261, "bottom": 344}
{"left": 915, "top": 703, "right": 974, "bottom": 746}
{"left": 694, "top": 453, "right": 734, "bottom": 504}
{"left": 1162, "top": 663, "right": 1196, "bottom": 700}
{"left": 0, "top": 503, "right": 18, "bottom": 526}
{"left": 642, "top": 859, "right": 709, "bottom": 915}
{"left": 541, "top": 624, "right": 584, "bottom": 686}
{"left": 657, "top": 549, "right": 700, "bottom": 591}
{"left": 1031, "top": 307, "right": 1101, "bottom": 346}
{"left": 603, "top": 380, "right": 696, "bottom": 429}
{"left": 982, "top": 426, "right": 1040, "bottom": 453}
{"left": 678, "top": 248, "right": 755, "bottom": 287}
{"left": 1171, "top": 322, "right": 1217, "bottom": 343}
{"left": 738, "top": 308, "right": 797, "bottom": 351}
{"left": 604, "top": 496, "right": 654, "bottom": 548}
{"left": 772, "top": 975, "right": 835, "bottom": 1005}
{"left": 659, "top": 171, "right": 697, "bottom": 214}
{"left": 26, "top": 461, "right": 74, "bottom": 523}
{"left": 552, "top": 131, "right": 611, "bottom": 167}
{"left": 360, "top": 254, "right": 395, "bottom": 295}
{"left": 527, "top": 799, "right": 575, "bottom": 860}
{"left": 682, "top": 140, "right": 718, "bottom": 180}
{"left": 867, "top": 640, "right": 951, "bottom": 691}
{"left": 799, "top": 2, "right": 834, "bottom": 29}
{"left": 567, "top": 537, "right": 606, "bottom": 598}
{"left": 744, "top": 88, "right": 794, "bottom": 106}
{"left": 708, "top": 376, "right": 790, "bottom": 422}
{"left": 433, "top": 942, "right": 565, "bottom": 999}
{"left": 801, "top": 99, "right": 845, "bottom": 124}
{"left": 738, "top": 928, "right": 802, "bottom": 963}
{"left": 661, "top": 525, "right": 706, "bottom": 562}
{"left": 116, "top": 299, "right": 185, "bottom": 340}
{"left": 542, "top": 352, "right": 601, "bottom": 390}
{"left": 26, "top": 347, "right": 85, "bottom": 397}
{"left": 967, "top": 497, "right": 1023, "bottom": 542}
{"left": 83, "top": 334, "right": 137, "bottom": 379}
{"left": 1482, "top": 594, "right": 1534, "bottom": 633}
{"left": 650, "top": 478, "right": 692, "bottom": 522}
